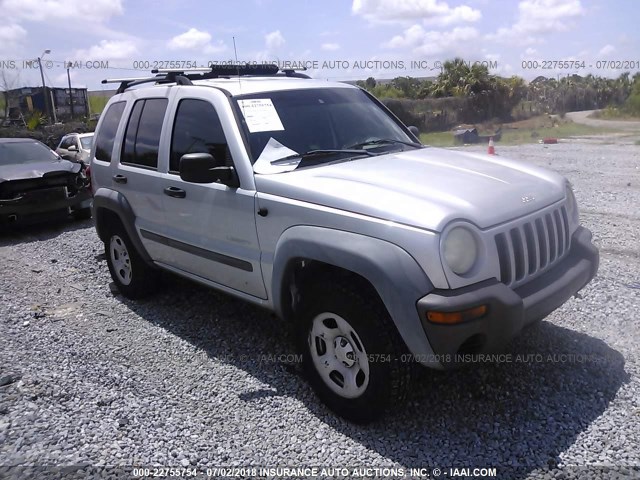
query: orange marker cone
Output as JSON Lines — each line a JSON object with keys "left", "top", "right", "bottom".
{"left": 488, "top": 137, "right": 496, "bottom": 155}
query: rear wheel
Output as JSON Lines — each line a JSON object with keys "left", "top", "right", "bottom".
{"left": 299, "top": 280, "right": 411, "bottom": 423}
{"left": 104, "top": 223, "right": 158, "bottom": 299}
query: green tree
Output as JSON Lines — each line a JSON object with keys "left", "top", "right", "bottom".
{"left": 370, "top": 83, "right": 403, "bottom": 99}
{"left": 417, "top": 79, "right": 435, "bottom": 99}
{"left": 624, "top": 73, "right": 640, "bottom": 115}
{"left": 391, "top": 76, "right": 421, "bottom": 98}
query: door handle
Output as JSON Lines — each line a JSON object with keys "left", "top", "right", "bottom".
{"left": 164, "top": 186, "right": 186, "bottom": 198}
{"left": 113, "top": 174, "right": 128, "bottom": 184}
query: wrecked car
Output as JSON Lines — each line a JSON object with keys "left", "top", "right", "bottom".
{"left": 0, "top": 138, "right": 92, "bottom": 227}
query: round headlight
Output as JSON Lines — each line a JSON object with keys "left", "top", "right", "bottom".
{"left": 565, "top": 183, "right": 579, "bottom": 227}
{"left": 443, "top": 226, "right": 478, "bottom": 275}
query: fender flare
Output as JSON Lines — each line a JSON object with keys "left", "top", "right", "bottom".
{"left": 272, "top": 226, "right": 437, "bottom": 360}
{"left": 92, "top": 188, "right": 153, "bottom": 264}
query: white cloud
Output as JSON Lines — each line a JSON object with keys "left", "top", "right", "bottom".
{"left": 524, "top": 47, "right": 537, "bottom": 56}
{"left": 414, "top": 26, "right": 479, "bottom": 56}
{"left": 384, "top": 24, "right": 480, "bottom": 57}
{"left": 424, "top": 5, "right": 481, "bottom": 26}
{"left": 74, "top": 40, "right": 139, "bottom": 60}
{"left": 352, "top": 0, "right": 481, "bottom": 26}
{"left": 168, "top": 28, "right": 211, "bottom": 50}
{"left": 385, "top": 24, "right": 427, "bottom": 48}
{"left": 0, "top": 24, "right": 27, "bottom": 53}
{"left": 598, "top": 44, "right": 615, "bottom": 56}
{"left": 487, "top": 0, "right": 584, "bottom": 45}
{"left": 265, "top": 30, "right": 285, "bottom": 50}
{"left": 166, "top": 28, "right": 228, "bottom": 54}
{"left": 321, "top": 43, "right": 341, "bottom": 51}
{"left": 2, "top": 0, "right": 123, "bottom": 22}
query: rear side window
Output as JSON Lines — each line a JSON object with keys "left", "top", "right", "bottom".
{"left": 59, "top": 136, "right": 75, "bottom": 149}
{"left": 170, "top": 99, "right": 231, "bottom": 173}
{"left": 121, "top": 98, "right": 168, "bottom": 169}
{"left": 94, "top": 101, "right": 125, "bottom": 162}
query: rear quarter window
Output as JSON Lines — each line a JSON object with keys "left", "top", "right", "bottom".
{"left": 94, "top": 101, "right": 126, "bottom": 163}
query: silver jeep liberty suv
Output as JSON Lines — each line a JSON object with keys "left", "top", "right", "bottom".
{"left": 91, "top": 64, "right": 598, "bottom": 422}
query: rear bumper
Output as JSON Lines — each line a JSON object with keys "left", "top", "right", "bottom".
{"left": 417, "top": 226, "right": 599, "bottom": 367}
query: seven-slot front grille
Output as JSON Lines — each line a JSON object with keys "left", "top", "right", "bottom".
{"left": 495, "top": 205, "right": 571, "bottom": 287}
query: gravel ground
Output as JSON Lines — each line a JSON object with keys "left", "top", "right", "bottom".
{"left": 1, "top": 139, "right": 639, "bottom": 479}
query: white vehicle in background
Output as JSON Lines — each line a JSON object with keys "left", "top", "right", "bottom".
{"left": 56, "top": 132, "right": 94, "bottom": 164}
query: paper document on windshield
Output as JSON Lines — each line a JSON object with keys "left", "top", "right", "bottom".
{"left": 238, "top": 99, "right": 285, "bottom": 133}
{"left": 253, "top": 138, "right": 300, "bottom": 174}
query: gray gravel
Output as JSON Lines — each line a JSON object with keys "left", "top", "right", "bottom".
{"left": 1, "top": 139, "right": 639, "bottom": 479}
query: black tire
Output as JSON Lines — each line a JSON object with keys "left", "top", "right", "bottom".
{"left": 104, "top": 222, "right": 158, "bottom": 299}
{"left": 298, "top": 280, "right": 411, "bottom": 423}
{"left": 73, "top": 207, "right": 92, "bottom": 220}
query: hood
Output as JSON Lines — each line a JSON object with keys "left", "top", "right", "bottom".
{"left": 255, "top": 147, "right": 566, "bottom": 231}
{"left": 0, "top": 159, "right": 81, "bottom": 182}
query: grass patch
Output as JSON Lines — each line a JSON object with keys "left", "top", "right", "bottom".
{"left": 420, "top": 116, "right": 619, "bottom": 147}
{"left": 88, "top": 96, "right": 110, "bottom": 115}
{"left": 418, "top": 131, "right": 454, "bottom": 147}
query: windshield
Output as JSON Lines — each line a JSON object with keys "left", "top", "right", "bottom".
{"left": 235, "top": 87, "right": 415, "bottom": 169}
{"left": 0, "top": 141, "right": 60, "bottom": 166}
{"left": 80, "top": 136, "right": 93, "bottom": 150}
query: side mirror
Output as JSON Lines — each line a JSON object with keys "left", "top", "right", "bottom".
{"left": 179, "top": 153, "right": 239, "bottom": 188}
{"left": 408, "top": 126, "right": 420, "bottom": 138}
{"left": 68, "top": 145, "right": 78, "bottom": 152}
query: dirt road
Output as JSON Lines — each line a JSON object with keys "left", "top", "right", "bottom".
{"left": 567, "top": 110, "right": 640, "bottom": 131}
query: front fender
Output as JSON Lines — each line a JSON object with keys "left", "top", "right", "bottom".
{"left": 272, "top": 226, "right": 440, "bottom": 365}
{"left": 93, "top": 188, "right": 153, "bottom": 265}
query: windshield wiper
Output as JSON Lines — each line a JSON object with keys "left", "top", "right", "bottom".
{"left": 270, "top": 148, "right": 374, "bottom": 166}
{"left": 345, "top": 138, "right": 423, "bottom": 150}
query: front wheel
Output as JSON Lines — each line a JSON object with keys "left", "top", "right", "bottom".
{"left": 104, "top": 224, "right": 158, "bottom": 299}
{"left": 299, "top": 281, "right": 411, "bottom": 423}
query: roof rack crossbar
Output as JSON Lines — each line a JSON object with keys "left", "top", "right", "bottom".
{"left": 101, "top": 76, "right": 151, "bottom": 83}
{"left": 151, "top": 68, "right": 211, "bottom": 74}
{"left": 103, "top": 75, "right": 169, "bottom": 94}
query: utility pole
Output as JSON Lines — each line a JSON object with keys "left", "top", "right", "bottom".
{"left": 67, "top": 63, "right": 75, "bottom": 119}
{"left": 37, "top": 49, "right": 52, "bottom": 123}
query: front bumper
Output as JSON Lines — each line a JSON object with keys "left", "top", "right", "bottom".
{"left": 417, "top": 226, "right": 599, "bottom": 367}
{"left": 0, "top": 187, "right": 92, "bottom": 225}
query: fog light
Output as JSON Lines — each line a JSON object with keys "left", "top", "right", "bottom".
{"left": 427, "top": 305, "right": 487, "bottom": 324}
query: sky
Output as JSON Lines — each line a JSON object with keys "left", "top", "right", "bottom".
{"left": 0, "top": 0, "right": 638, "bottom": 91}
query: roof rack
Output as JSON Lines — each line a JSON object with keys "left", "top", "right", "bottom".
{"left": 281, "top": 67, "right": 311, "bottom": 79}
{"left": 101, "top": 63, "right": 310, "bottom": 94}
{"left": 102, "top": 73, "right": 193, "bottom": 94}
